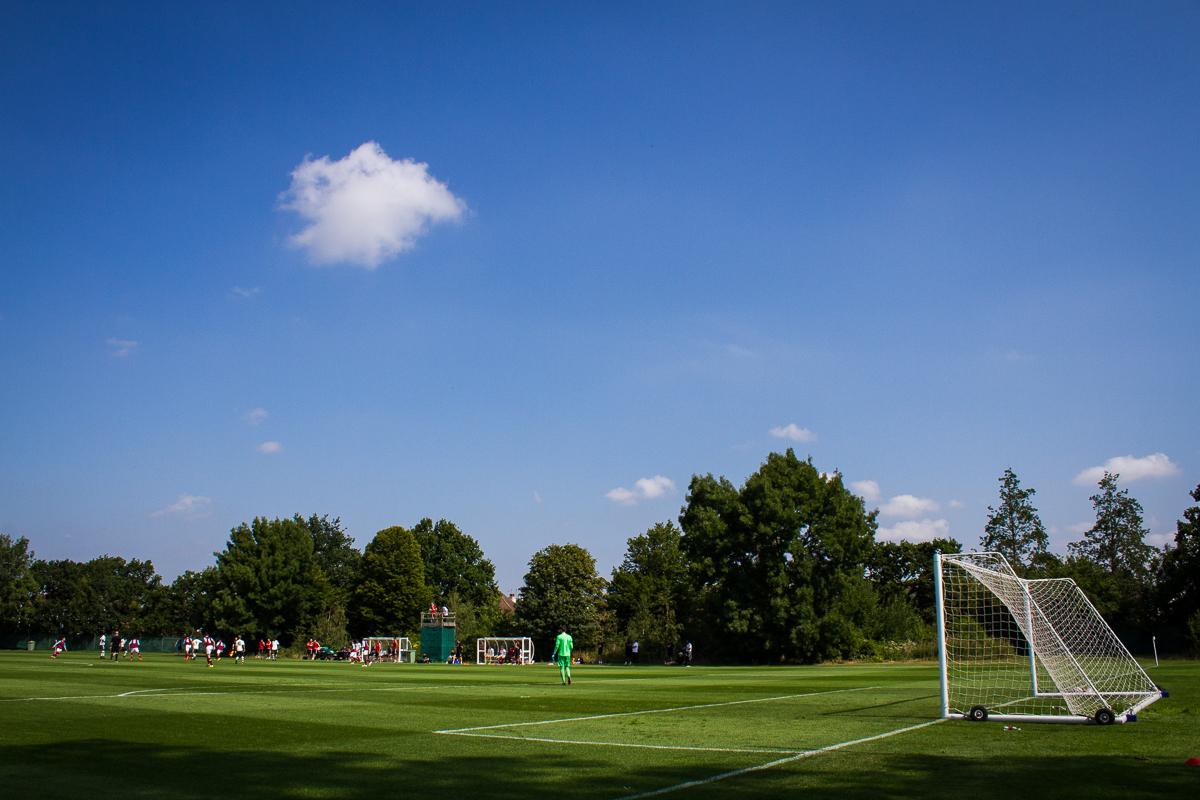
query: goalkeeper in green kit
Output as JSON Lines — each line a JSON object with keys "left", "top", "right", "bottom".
{"left": 552, "top": 627, "right": 574, "bottom": 685}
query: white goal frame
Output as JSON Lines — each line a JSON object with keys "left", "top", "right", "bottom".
{"left": 477, "top": 637, "right": 534, "bottom": 665}
{"left": 363, "top": 636, "right": 411, "bottom": 663}
{"left": 935, "top": 551, "right": 1163, "bottom": 724}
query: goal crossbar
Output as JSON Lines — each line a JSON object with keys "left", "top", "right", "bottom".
{"left": 935, "top": 552, "right": 1162, "bottom": 725}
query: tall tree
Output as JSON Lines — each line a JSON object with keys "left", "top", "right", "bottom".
{"left": 1069, "top": 472, "right": 1154, "bottom": 579}
{"left": 980, "top": 468, "right": 1048, "bottom": 573}
{"left": 348, "top": 526, "right": 428, "bottom": 637}
{"left": 411, "top": 518, "right": 498, "bottom": 608}
{"left": 298, "top": 514, "right": 361, "bottom": 604}
{"left": 212, "top": 517, "right": 329, "bottom": 643}
{"left": 866, "top": 537, "right": 962, "bottom": 623}
{"left": 1157, "top": 483, "right": 1200, "bottom": 653}
{"left": 680, "top": 450, "right": 877, "bottom": 663}
{"left": 0, "top": 534, "right": 38, "bottom": 632}
{"left": 608, "top": 522, "right": 690, "bottom": 660}
{"left": 515, "top": 543, "right": 606, "bottom": 657}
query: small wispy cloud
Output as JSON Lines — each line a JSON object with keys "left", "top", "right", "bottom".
{"left": 606, "top": 475, "right": 676, "bottom": 505}
{"left": 106, "top": 337, "right": 139, "bottom": 358}
{"left": 533, "top": 491, "right": 543, "bottom": 505}
{"left": 947, "top": 499, "right": 964, "bottom": 509}
{"left": 851, "top": 480, "right": 881, "bottom": 502}
{"left": 1067, "top": 521, "right": 1091, "bottom": 535}
{"left": 880, "top": 494, "right": 940, "bottom": 518}
{"left": 231, "top": 286, "right": 261, "bottom": 299}
{"left": 1073, "top": 453, "right": 1179, "bottom": 486}
{"left": 280, "top": 141, "right": 466, "bottom": 268}
{"left": 769, "top": 423, "right": 816, "bottom": 443}
{"left": 152, "top": 494, "right": 213, "bottom": 519}
{"left": 876, "top": 518, "right": 950, "bottom": 543}
{"left": 257, "top": 441, "right": 283, "bottom": 455}
{"left": 244, "top": 407, "right": 269, "bottom": 425}
{"left": 1147, "top": 531, "right": 1173, "bottom": 548}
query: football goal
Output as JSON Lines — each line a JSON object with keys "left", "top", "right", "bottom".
{"left": 934, "top": 551, "right": 1163, "bottom": 724}
{"left": 477, "top": 637, "right": 534, "bottom": 665}
{"left": 363, "top": 636, "right": 412, "bottom": 663}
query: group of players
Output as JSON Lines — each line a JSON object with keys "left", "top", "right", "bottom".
{"left": 95, "top": 632, "right": 142, "bottom": 661}
{"left": 181, "top": 633, "right": 265, "bottom": 667}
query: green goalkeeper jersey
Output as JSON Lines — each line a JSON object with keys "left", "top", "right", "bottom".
{"left": 553, "top": 631, "right": 574, "bottom": 660}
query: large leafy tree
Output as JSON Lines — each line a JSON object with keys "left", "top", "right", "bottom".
{"left": 299, "top": 514, "right": 361, "bottom": 604}
{"left": 680, "top": 450, "right": 877, "bottom": 663}
{"left": 411, "top": 518, "right": 498, "bottom": 608}
{"left": 607, "top": 522, "right": 690, "bottom": 661}
{"left": 212, "top": 517, "right": 329, "bottom": 643}
{"left": 29, "top": 556, "right": 167, "bottom": 636}
{"left": 981, "top": 468, "right": 1048, "bottom": 573}
{"left": 1069, "top": 472, "right": 1154, "bottom": 579}
{"left": 0, "top": 534, "right": 38, "bottom": 632}
{"left": 1157, "top": 483, "right": 1200, "bottom": 653}
{"left": 866, "top": 537, "right": 962, "bottom": 624}
{"left": 348, "top": 526, "right": 429, "bottom": 637}
{"left": 515, "top": 543, "right": 606, "bottom": 657}
{"left": 162, "top": 568, "right": 219, "bottom": 634}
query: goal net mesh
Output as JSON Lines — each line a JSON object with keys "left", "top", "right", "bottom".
{"left": 363, "top": 636, "right": 411, "bottom": 663}
{"left": 939, "top": 552, "right": 1158, "bottom": 720}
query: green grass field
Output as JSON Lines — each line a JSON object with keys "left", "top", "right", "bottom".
{"left": 1, "top": 652, "right": 1197, "bottom": 798}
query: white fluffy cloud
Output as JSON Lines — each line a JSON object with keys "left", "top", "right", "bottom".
{"left": 876, "top": 518, "right": 951, "bottom": 543}
{"left": 107, "top": 337, "right": 138, "bottom": 357}
{"left": 243, "top": 407, "right": 269, "bottom": 425}
{"left": 769, "top": 423, "right": 816, "bottom": 443}
{"left": 280, "top": 141, "right": 465, "bottom": 268}
{"left": 257, "top": 441, "right": 283, "bottom": 454}
{"left": 152, "top": 494, "right": 213, "bottom": 519}
{"left": 606, "top": 475, "right": 676, "bottom": 505}
{"left": 1073, "top": 453, "right": 1180, "bottom": 486}
{"left": 851, "top": 480, "right": 881, "bottom": 502}
{"left": 880, "top": 494, "right": 940, "bottom": 518}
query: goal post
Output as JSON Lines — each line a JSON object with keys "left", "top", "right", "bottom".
{"left": 363, "top": 636, "right": 411, "bottom": 663}
{"left": 476, "top": 637, "right": 534, "bottom": 665}
{"left": 935, "top": 551, "right": 1163, "bottom": 724}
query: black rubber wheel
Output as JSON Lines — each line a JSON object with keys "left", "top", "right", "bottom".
{"left": 968, "top": 705, "right": 988, "bottom": 722}
{"left": 1094, "top": 708, "right": 1116, "bottom": 725}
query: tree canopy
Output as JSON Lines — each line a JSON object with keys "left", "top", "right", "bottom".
{"left": 515, "top": 543, "right": 606, "bottom": 657}
{"left": 980, "top": 467, "right": 1048, "bottom": 573}
{"left": 349, "top": 526, "right": 428, "bottom": 637}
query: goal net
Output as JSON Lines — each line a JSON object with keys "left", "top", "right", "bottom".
{"left": 363, "top": 636, "right": 411, "bottom": 663}
{"left": 935, "top": 552, "right": 1162, "bottom": 724}
{"left": 477, "top": 637, "right": 534, "bottom": 665}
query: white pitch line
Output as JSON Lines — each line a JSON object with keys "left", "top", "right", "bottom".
{"left": 0, "top": 683, "right": 473, "bottom": 703}
{"left": 443, "top": 731, "right": 803, "bottom": 755}
{"left": 613, "top": 718, "right": 946, "bottom": 800}
{"left": 434, "top": 686, "right": 879, "bottom": 734}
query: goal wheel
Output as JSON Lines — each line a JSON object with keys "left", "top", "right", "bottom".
{"left": 968, "top": 705, "right": 988, "bottom": 722}
{"left": 1094, "top": 708, "right": 1116, "bottom": 725}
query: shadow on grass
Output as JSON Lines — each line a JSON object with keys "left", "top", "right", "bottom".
{"left": 1, "top": 738, "right": 1196, "bottom": 799}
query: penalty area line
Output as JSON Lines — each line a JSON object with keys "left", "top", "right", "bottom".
{"left": 438, "top": 731, "right": 802, "bottom": 755}
{"left": 433, "top": 685, "right": 879, "bottom": 734}
{"left": 612, "top": 718, "right": 946, "bottom": 800}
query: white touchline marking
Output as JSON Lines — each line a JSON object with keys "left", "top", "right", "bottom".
{"left": 0, "top": 683, "right": 474, "bottom": 703}
{"left": 434, "top": 686, "right": 879, "bottom": 734}
{"left": 612, "top": 718, "right": 947, "bottom": 800}
{"left": 443, "top": 731, "right": 803, "bottom": 754}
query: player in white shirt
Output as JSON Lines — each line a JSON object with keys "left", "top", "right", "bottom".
{"left": 270, "top": 638, "right": 279, "bottom": 660}
{"left": 234, "top": 636, "right": 246, "bottom": 664}
{"left": 99, "top": 632, "right": 107, "bottom": 660}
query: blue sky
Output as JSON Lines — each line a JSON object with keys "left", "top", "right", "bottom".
{"left": 2, "top": 2, "right": 1197, "bottom": 593}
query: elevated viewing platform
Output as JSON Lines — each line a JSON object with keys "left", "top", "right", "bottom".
{"left": 421, "top": 611, "right": 456, "bottom": 628}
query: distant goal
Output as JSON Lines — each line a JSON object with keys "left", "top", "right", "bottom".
{"left": 935, "top": 551, "right": 1163, "bottom": 724}
{"left": 363, "top": 636, "right": 412, "bottom": 663}
{"left": 477, "top": 637, "right": 534, "bottom": 665}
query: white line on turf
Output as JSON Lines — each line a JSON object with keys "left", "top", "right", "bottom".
{"left": 434, "top": 685, "right": 879, "bottom": 734}
{"left": 444, "top": 731, "right": 803, "bottom": 754}
{"left": 0, "top": 683, "right": 475, "bottom": 703}
{"left": 612, "top": 718, "right": 946, "bottom": 800}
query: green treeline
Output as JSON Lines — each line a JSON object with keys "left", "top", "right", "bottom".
{"left": 2, "top": 451, "right": 1198, "bottom": 661}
